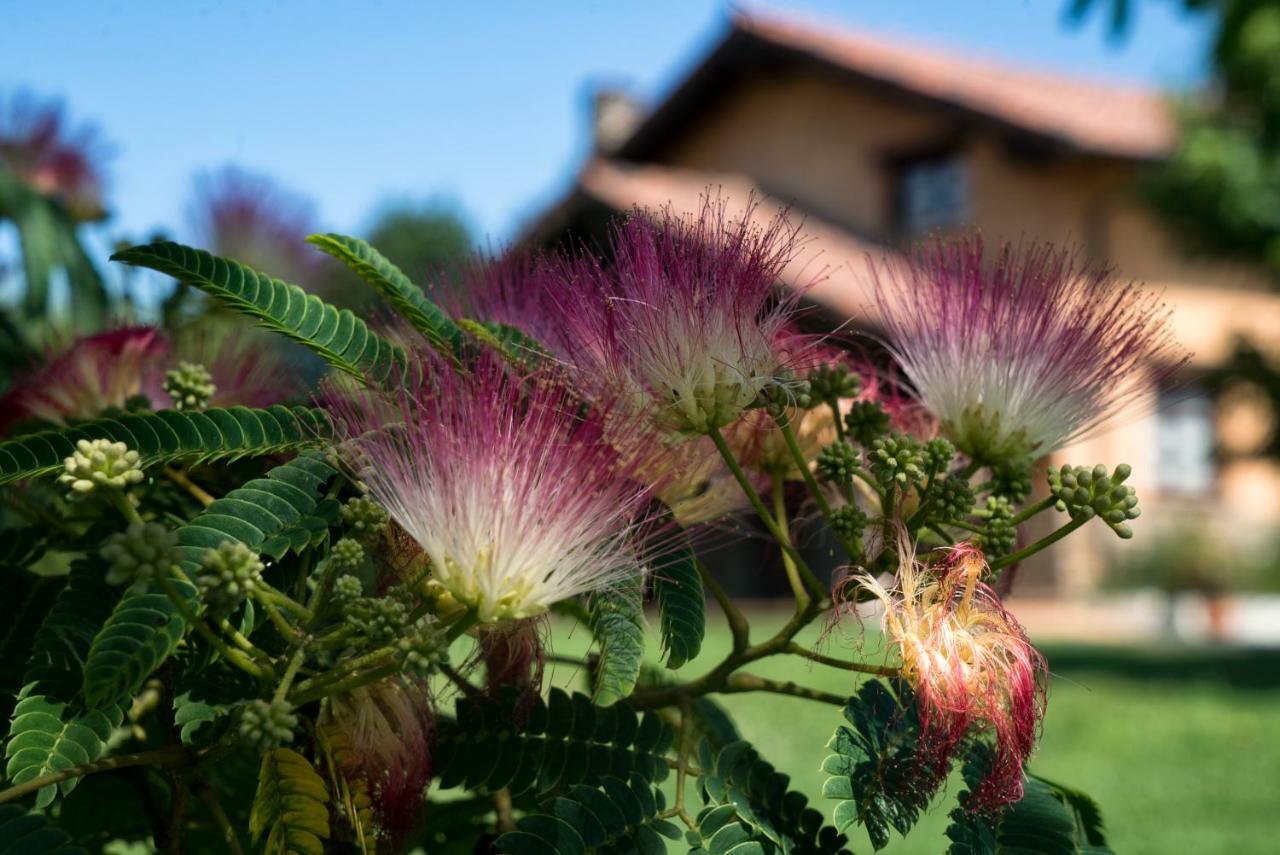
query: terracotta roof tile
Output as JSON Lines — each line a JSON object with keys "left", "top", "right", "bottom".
{"left": 734, "top": 10, "right": 1175, "bottom": 159}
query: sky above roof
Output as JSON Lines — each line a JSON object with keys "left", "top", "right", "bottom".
{"left": 4, "top": 0, "right": 1211, "bottom": 251}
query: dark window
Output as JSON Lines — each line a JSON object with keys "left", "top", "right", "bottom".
{"left": 896, "top": 152, "right": 969, "bottom": 233}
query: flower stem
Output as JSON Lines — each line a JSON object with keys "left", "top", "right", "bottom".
{"left": 990, "top": 517, "right": 1087, "bottom": 570}
{"left": 158, "top": 574, "right": 270, "bottom": 679}
{"left": 722, "top": 672, "right": 848, "bottom": 706}
{"left": 707, "top": 424, "right": 824, "bottom": 601}
{"left": 107, "top": 489, "right": 144, "bottom": 525}
{"left": 774, "top": 415, "right": 863, "bottom": 576}
{"left": 163, "top": 466, "right": 215, "bottom": 508}
{"left": 1010, "top": 495, "right": 1057, "bottom": 526}
{"left": 770, "top": 470, "right": 811, "bottom": 611}
{"left": 785, "top": 642, "right": 900, "bottom": 676}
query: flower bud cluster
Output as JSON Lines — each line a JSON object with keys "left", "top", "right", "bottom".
{"left": 975, "top": 497, "right": 1017, "bottom": 557}
{"left": 829, "top": 504, "right": 870, "bottom": 541}
{"left": 844, "top": 400, "right": 891, "bottom": 446}
{"left": 869, "top": 434, "right": 927, "bottom": 487}
{"left": 922, "top": 438, "right": 955, "bottom": 474}
{"left": 341, "top": 496, "right": 389, "bottom": 540}
{"left": 750, "top": 378, "right": 812, "bottom": 419}
{"left": 929, "top": 475, "right": 976, "bottom": 523}
{"left": 101, "top": 522, "right": 178, "bottom": 590}
{"left": 196, "top": 541, "right": 264, "bottom": 613}
{"left": 1047, "top": 463, "right": 1139, "bottom": 539}
{"left": 333, "top": 573, "right": 364, "bottom": 602}
{"left": 58, "top": 439, "right": 144, "bottom": 497}
{"left": 816, "top": 440, "right": 860, "bottom": 485}
{"left": 237, "top": 698, "right": 297, "bottom": 750}
{"left": 329, "top": 537, "right": 365, "bottom": 572}
{"left": 990, "top": 459, "right": 1034, "bottom": 503}
{"left": 163, "top": 361, "right": 216, "bottom": 411}
{"left": 806, "top": 364, "right": 861, "bottom": 403}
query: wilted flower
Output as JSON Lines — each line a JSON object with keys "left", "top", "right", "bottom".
{"left": 559, "top": 195, "right": 808, "bottom": 435}
{"left": 873, "top": 238, "right": 1186, "bottom": 461}
{"left": 326, "top": 353, "right": 659, "bottom": 623}
{"left": 0, "top": 327, "right": 168, "bottom": 429}
{"left": 320, "top": 676, "right": 434, "bottom": 844}
{"left": 853, "top": 538, "right": 1046, "bottom": 809}
{"left": 0, "top": 90, "right": 108, "bottom": 220}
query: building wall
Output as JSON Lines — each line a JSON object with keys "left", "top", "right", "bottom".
{"left": 650, "top": 66, "right": 1280, "bottom": 595}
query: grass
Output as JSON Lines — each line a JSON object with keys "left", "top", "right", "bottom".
{"left": 545, "top": 608, "right": 1280, "bottom": 854}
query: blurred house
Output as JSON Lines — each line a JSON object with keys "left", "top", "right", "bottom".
{"left": 524, "top": 10, "right": 1280, "bottom": 596}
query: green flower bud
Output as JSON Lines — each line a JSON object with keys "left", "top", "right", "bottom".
{"left": 196, "top": 541, "right": 264, "bottom": 613}
{"left": 347, "top": 595, "right": 410, "bottom": 646}
{"left": 341, "top": 496, "right": 389, "bottom": 539}
{"left": 333, "top": 574, "right": 364, "bottom": 602}
{"left": 868, "top": 434, "right": 927, "bottom": 488}
{"left": 923, "top": 437, "right": 956, "bottom": 473}
{"left": 1046, "top": 463, "right": 1140, "bottom": 538}
{"left": 58, "top": 439, "right": 144, "bottom": 497}
{"left": 329, "top": 537, "right": 365, "bottom": 571}
{"left": 816, "top": 440, "right": 860, "bottom": 484}
{"left": 990, "top": 458, "right": 1034, "bottom": 503}
{"left": 806, "top": 364, "right": 861, "bottom": 403}
{"left": 237, "top": 699, "right": 297, "bottom": 750}
{"left": 976, "top": 496, "right": 1017, "bottom": 557}
{"left": 163, "top": 361, "right": 216, "bottom": 411}
{"left": 931, "top": 475, "right": 976, "bottom": 522}
{"left": 844, "top": 400, "right": 891, "bottom": 446}
{"left": 829, "top": 504, "right": 869, "bottom": 541}
{"left": 101, "top": 522, "right": 178, "bottom": 590}
{"left": 398, "top": 620, "right": 449, "bottom": 676}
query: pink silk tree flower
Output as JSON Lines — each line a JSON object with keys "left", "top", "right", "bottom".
{"left": 873, "top": 238, "right": 1187, "bottom": 462}
{"left": 0, "top": 91, "right": 108, "bottom": 220}
{"left": 557, "top": 194, "right": 809, "bottom": 435}
{"left": 320, "top": 676, "right": 434, "bottom": 845}
{"left": 853, "top": 538, "right": 1047, "bottom": 810}
{"left": 0, "top": 327, "right": 168, "bottom": 430}
{"left": 325, "top": 353, "right": 660, "bottom": 623}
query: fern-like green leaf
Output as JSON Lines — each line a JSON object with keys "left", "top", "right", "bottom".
{"left": 945, "top": 747, "right": 1113, "bottom": 855}
{"left": 172, "top": 451, "right": 337, "bottom": 574}
{"left": 434, "top": 687, "right": 673, "bottom": 796}
{"left": 496, "top": 773, "right": 683, "bottom": 855}
{"left": 0, "top": 405, "right": 332, "bottom": 486}
{"left": 457, "top": 318, "right": 550, "bottom": 368}
{"left": 0, "top": 804, "right": 88, "bottom": 854}
{"left": 81, "top": 579, "right": 196, "bottom": 710}
{"left": 821, "top": 680, "right": 942, "bottom": 851}
{"left": 699, "top": 739, "right": 853, "bottom": 855}
{"left": 250, "top": 747, "right": 331, "bottom": 855}
{"left": 111, "top": 241, "right": 406, "bottom": 383}
{"left": 653, "top": 544, "right": 705, "bottom": 669}
{"left": 306, "top": 233, "right": 465, "bottom": 358}
{"left": 587, "top": 577, "right": 646, "bottom": 706}
{"left": 0, "top": 561, "right": 61, "bottom": 707}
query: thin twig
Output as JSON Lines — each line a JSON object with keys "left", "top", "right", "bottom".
{"left": 0, "top": 747, "right": 187, "bottom": 805}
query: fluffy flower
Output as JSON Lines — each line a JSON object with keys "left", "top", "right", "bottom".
{"left": 873, "top": 238, "right": 1187, "bottom": 461}
{"left": 0, "top": 327, "right": 168, "bottom": 430}
{"left": 853, "top": 538, "right": 1046, "bottom": 809}
{"left": 557, "top": 195, "right": 808, "bottom": 434}
{"left": 326, "top": 353, "right": 659, "bottom": 623}
{"left": 0, "top": 90, "right": 107, "bottom": 220}
{"left": 187, "top": 165, "right": 329, "bottom": 288}
{"left": 320, "top": 676, "right": 434, "bottom": 844}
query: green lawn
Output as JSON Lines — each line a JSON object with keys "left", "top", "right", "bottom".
{"left": 546, "top": 610, "right": 1280, "bottom": 854}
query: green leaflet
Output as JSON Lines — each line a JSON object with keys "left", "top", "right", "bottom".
{"left": 652, "top": 543, "right": 705, "bottom": 669}
{"left": 0, "top": 536, "right": 60, "bottom": 716}
{"left": 0, "top": 405, "right": 332, "bottom": 486}
{"left": 945, "top": 745, "right": 1113, "bottom": 855}
{"left": 820, "top": 680, "right": 941, "bottom": 850}
{"left": 306, "top": 232, "right": 466, "bottom": 358}
{"left": 5, "top": 560, "right": 124, "bottom": 809}
{"left": 0, "top": 804, "right": 88, "bottom": 855}
{"left": 587, "top": 577, "right": 646, "bottom": 706}
{"left": 111, "top": 241, "right": 406, "bottom": 384}
{"left": 81, "top": 579, "right": 197, "bottom": 710}
{"left": 697, "top": 739, "right": 853, "bottom": 855}
{"left": 457, "top": 318, "right": 551, "bottom": 367}
{"left": 433, "top": 687, "right": 673, "bottom": 796}
{"left": 250, "top": 747, "right": 331, "bottom": 855}
{"left": 495, "top": 773, "right": 683, "bottom": 855}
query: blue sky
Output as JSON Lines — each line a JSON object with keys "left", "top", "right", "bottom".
{"left": 4, "top": 0, "right": 1212, "bottom": 248}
